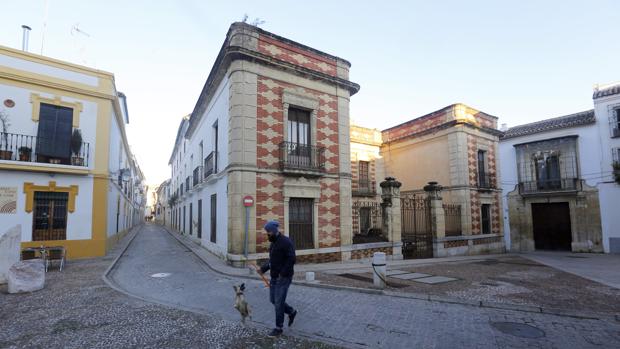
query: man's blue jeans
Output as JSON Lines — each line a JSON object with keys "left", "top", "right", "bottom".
{"left": 269, "top": 276, "right": 294, "bottom": 328}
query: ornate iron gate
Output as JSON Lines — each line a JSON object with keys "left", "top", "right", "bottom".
{"left": 33, "top": 191, "right": 68, "bottom": 241}
{"left": 401, "top": 194, "right": 433, "bottom": 259}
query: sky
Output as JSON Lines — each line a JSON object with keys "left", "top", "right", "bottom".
{"left": 2, "top": 0, "right": 619, "bottom": 185}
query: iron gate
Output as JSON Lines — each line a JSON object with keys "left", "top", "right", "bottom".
{"left": 401, "top": 194, "right": 433, "bottom": 259}
{"left": 33, "top": 191, "right": 68, "bottom": 241}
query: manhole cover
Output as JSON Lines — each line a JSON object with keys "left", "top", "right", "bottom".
{"left": 150, "top": 273, "right": 171, "bottom": 278}
{"left": 491, "top": 322, "right": 545, "bottom": 339}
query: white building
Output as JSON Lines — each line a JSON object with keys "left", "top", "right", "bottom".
{"left": 500, "top": 82, "right": 620, "bottom": 254}
{"left": 0, "top": 44, "right": 145, "bottom": 282}
{"left": 593, "top": 82, "right": 620, "bottom": 253}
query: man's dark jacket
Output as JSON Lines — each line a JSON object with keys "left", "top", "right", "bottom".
{"left": 260, "top": 234, "right": 296, "bottom": 279}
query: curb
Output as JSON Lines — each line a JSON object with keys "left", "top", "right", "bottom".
{"left": 101, "top": 224, "right": 368, "bottom": 349}
{"left": 164, "top": 225, "right": 619, "bottom": 323}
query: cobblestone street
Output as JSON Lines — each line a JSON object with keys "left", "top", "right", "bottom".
{"left": 0, "top": 226, "right": 338, "bottom": 349}
{"left": 107, "top": 224, "right": 620, "bottom": 348}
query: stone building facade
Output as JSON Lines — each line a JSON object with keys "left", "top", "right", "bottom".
{"left": 379, "top": 103, "right": 505, "bottom": 257}
{"left": 168, "top": 22, "right": 363, "bottom": 265}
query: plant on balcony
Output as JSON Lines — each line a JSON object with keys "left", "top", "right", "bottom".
{"left": 70, "top": 129, "right": 84, "bottom": 166}
{"left": 18, "top": 146, "right": 32, "bottom": 161}
{"left": 613, "top": 162, "right": 620, "bottom": 184}
{"left": 0, "top": 110, "right": 12, "bottom": 160}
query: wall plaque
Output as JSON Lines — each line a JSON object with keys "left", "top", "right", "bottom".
{"left": 0, "top": 187, "right": 17, "bottom": 214}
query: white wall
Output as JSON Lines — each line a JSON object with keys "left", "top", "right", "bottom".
{"left": 499, "top": 122, "right": 601, "bottom": 251}
{"left": 0, "top": 171, "right": 94, "bottom": 242}
{"left": 594, "top": 92, "right": 620, "bottom": 253}
{"left": 0, "top": 52, "right": 99, "bottom": 86}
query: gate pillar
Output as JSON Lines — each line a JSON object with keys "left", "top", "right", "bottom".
{"left": 380, "top": 177, "right": 403, "bottom": 259}
{"left": 424, "top": 181, "right": 446, "bottom": 256}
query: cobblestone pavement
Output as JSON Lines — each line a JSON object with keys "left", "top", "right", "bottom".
{"left": 0, "top": 226, "right": 339, "bottom": 349}
{"left": 108, "top": 224, "right": 620, "bottom": 349}
{"left": 309, "top": 256, "right": 620, "bottom": 314}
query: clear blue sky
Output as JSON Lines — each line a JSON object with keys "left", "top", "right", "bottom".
{"left": 2, "top": 1, "right": 619, "bottom": 184}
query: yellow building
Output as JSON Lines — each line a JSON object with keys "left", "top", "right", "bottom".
{"left": 0, "top": 44, "right": 145, "bottom": 280}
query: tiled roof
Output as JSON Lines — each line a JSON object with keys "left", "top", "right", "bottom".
{"left": 501, "top": 110, "right": 595, "bottom": 140}
{"left": 593, "top": 83, "right": 620, "bottom": 99}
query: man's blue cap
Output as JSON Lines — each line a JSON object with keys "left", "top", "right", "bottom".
{"left": 264, "top": 220, "right": 279, "bottom": 234}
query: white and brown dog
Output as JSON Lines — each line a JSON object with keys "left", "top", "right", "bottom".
{"left": 233, "top": 283, "right": 251, "bottom": 324}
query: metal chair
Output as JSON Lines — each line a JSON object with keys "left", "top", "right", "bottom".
{"left": 45, "top": 247, "right": 66, "bottom": 272}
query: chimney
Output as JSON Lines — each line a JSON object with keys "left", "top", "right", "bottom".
{"left": 21, "top": 25, "right": 31, "bottom": 52}
{"left": 500, "top": 123, "right": 508, "bottom": 132}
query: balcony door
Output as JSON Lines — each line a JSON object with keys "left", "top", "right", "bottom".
{"left": 287, "top": 108, "right": 311, "bottom": 167}
{"left": 36, "top": 103, "right": 72, "bottom": 164}
{"left": 535, "top": 155, "right": 561, "bottom": 190}
{"left": 33, "top": 191, "right": 68, "bottom": 241}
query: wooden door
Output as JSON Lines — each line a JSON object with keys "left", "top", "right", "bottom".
{"left": 532, "top": 202, "right": 572, "bottom": 251}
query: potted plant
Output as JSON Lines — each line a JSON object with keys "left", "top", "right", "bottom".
{"left": 613, "top": 162, "right": 620, "bottom": 184}
{"left": 70, "top": 129, "right": 84, "bottom": 166}
{"left": 0, "top": 110, "right": 12, "bottom": 160}
{"left": 18, "top": 146, "right": 32, "bottom": 161}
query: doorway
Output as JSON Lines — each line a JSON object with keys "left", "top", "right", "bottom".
{"left": 33, "top": 191, "right": 68, "bottom": 241}
{"left": 531, "top": 202, "right": 572, "bottom": 251}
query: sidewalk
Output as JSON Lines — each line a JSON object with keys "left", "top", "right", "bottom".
{"left": 163, "top": 225, "right": 620, "bottom": 320}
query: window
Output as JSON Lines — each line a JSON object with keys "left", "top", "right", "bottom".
{"left": 197, "top": 199, "right": 202, "bottom": 239}
{"left": 477, "top": 150, "right": 487, "bottom": 187}
{"left": 481, "top": 204, "right": 491, "bottom": 235}
{"left": 359, "top": 207, "right": 371, "bottom": 234}
{"left": 612, "top": 108, "right": 620, "bottom": 138}
{"left": 535, "top": 155, "right": 561, "bottom": 190}
{"left": 33, "top": 191, "right": 68, "bottom": 241}
{"left": 36, "top": 103, "right": 73, "bottom": 164}
{"left": 287, "top": 108, "right": 311, "bottom": 145}
{"left": 359, "top": 161, "right": 370, "bottom": 189}
{"left": 289, "top": 198, "right": 314, "bottom": 250}
{"left": 213, "top": 121, "right": 219, "bottom": 172}
{"left": 183, "top": 206, "right": 186, "bottom": 233}
{"left": 189, "top": 203, "right": 193, "bottom": 235}
{"left": 210, "top": 194, "right": 217, "bottom": 243}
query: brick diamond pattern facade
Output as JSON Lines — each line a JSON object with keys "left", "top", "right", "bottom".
{"left": 255, "top": 173, "right": 284, "bottom": 252}
{"left": 258, "top": 35, "right": 338, "bottom": 77}
{"left": 467, "top": 135, "right": 501, "bottom": 235}
{"left": 382, "top": 114, "right": 445, "bottom": 143}
{"left": 319, "top": 179, "right": 340, "bottom": 248}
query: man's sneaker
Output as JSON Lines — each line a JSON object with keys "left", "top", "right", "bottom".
{"left": 268, "top": 328, "right": 283, "bottom": 338}
{"left": 288, "top": 310, "right": 297, "bottom": 327}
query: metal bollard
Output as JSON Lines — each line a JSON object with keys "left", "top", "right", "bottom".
{"left": 372, "top": 252, "right": 386, "bottom": 289}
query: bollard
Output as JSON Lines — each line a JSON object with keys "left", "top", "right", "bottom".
{"left": 305, "top": 271, "right": 315, "bottom": 282}
{"left": 372, "top": 252, "right": 386, "bottom": 289}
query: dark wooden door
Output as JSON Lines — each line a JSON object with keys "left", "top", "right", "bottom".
{"left": 532, "top": 202, "right": 572, "bottom": 251}
{"left": 197, "top": 199, "right": 202, "bottom": 239}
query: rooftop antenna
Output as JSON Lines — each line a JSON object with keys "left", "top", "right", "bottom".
{"left": 71, "top": 23, "right": 91, "bottom": 64}
{"left": 21, "top": 25, "right": 31, "bottom": 51}
{"left": 71, "top": 23, "right": 91, "bottom": 37}
{"left": 40, "top": 0, "right": 49, "bottom": 54}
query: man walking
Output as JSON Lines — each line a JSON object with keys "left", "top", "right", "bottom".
{"left": 259, "top": 220, "right": 298, "bottom": 337}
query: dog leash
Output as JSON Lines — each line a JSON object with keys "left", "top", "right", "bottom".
{"left": 249, "top": 262, "right": 270, "bottom": 288}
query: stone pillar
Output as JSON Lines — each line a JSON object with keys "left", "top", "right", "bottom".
{"left": 424, "top": 182, "right": 446, "bottom": 256}
{"left": 380, "top": 177, "right": 403, "bottom": 259}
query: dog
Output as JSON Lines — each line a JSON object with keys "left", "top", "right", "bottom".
{"left": 233, "top": 283, "right": 251, "bottom": 324}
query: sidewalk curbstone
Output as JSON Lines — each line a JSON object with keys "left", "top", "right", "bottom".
{"left": 480, "top": 301, "right": 541, "bottom": 313}
{"left": 159, "top": 224, "right": 615, "bottom": 322}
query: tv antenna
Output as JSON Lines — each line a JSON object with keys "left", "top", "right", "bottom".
{"left": 71, "top": 23, "right": 90, "bottom": 37}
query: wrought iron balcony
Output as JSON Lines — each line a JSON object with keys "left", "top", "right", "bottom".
{"left": 0, "top": 132, "right": 89, "bottom": 167}
{"left": 193, "top": 166, "right": 203, "bottom": 187}
{"left": 279, "top": 141, "right": 325, "bottom": 174}
{"left": 519, "top": 178, "right": 582, "bottom": 195}
{"left": 204, "top": 151, "right": 217, "bottom": 178}
{"left": 352, "top": 180, "right": 376, "bottom": 196}
{"left": 477, "top": 172, "right": 496, "bottom": 189}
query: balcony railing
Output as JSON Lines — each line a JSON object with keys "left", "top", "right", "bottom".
{"left": 279, "top": 141, "right": 325, "bottom": 173}
{"left": 204, "top": 151, "right": 217, "bottom": 178}
{"left": 0, "top": 132, "right": 89, "bottom": 167}
{"left": 352, "top": 180, "right": 376, "bottom": 196}
{"left": 519, "top": 178, "right": 582, "bottom": 195}
{"left": 193, "top": 166, "right": 203, "bottom": 187}
{"left": 477, "top": 172, "right": 496, "bottom": 189}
